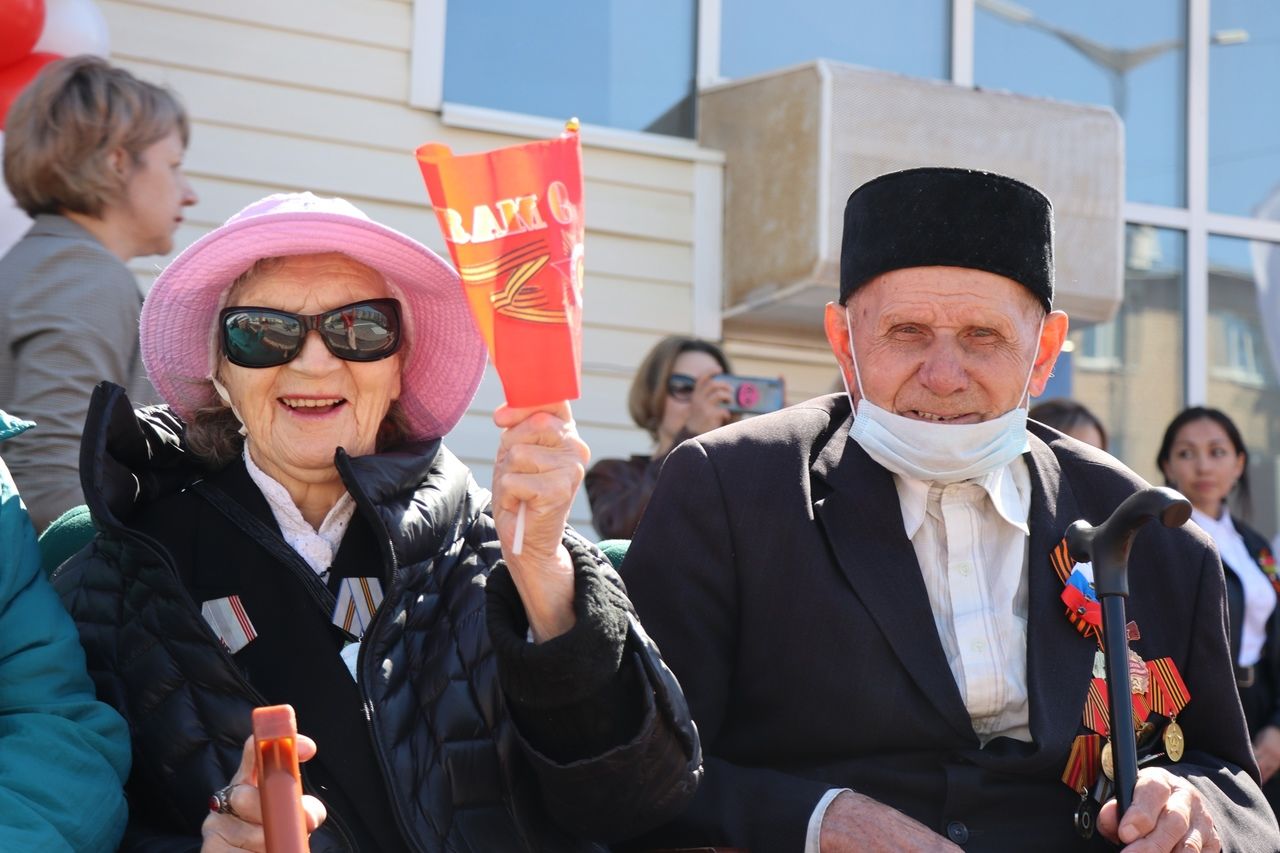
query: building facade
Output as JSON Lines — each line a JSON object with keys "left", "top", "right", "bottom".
{"left": 103, "top": 0, "right": 1280, "bottom": 539}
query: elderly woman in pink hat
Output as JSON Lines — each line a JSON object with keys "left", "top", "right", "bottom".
{"left": 51, "top": 193, "right": 699, "bottom": 853}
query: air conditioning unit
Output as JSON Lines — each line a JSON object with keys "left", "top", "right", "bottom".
{"left": 699, "top": 60, "right": 1124, "bottom": 338}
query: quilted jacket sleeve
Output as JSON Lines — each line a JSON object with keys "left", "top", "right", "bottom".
{"left": 0, "top": 450, "right": 130, "bottom": 853}
{"left": 486, "top": 531, "right": 701, "bottom": 843}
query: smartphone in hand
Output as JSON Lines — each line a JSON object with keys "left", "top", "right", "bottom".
{"left": 716, "top": 374, "right": 785, "bottom": 415}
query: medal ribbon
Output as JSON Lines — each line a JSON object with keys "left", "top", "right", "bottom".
{"left": 1083, "top": 678, "right": 1110, "bottom": 736}
{"left": 1054, "top": 536, "right": 1187, "bottom": 795}
{"left": 1050, "top": 538, "right": 1074, "bottom": 584}
{"left": 1061, "top": 734, "right": 1103, "bottom": 793}
{"left": 1146, "top": 657, "right": 1191, "bottom": 717}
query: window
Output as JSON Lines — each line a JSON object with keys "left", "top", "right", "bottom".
{"left": 1070, "top": 226, "right": 1185, "bottom": 478}
{"left": 1215, "top": 315, "right": 1264, "bottom": 386}
{"left": 442, "top": 0, "right": 697, "bottom": 137}
{"left": 720, "top": 0, "right": 950, "bottom": 81}
{"left": 1076, "top": 322, "right": 1122, "bottom": 369}
{"left": 974, "top": 0, "right": 1188, "bottom": 207}
{"left": 1207, "top": 235, "right": 1280, "bottom": 532}
{"left": 1209, "top": 0, "right": 1280, "bottom": 216}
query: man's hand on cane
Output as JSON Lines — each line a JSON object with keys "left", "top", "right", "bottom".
{"left": 1097, "top": 767, "right": 1221, "bottom": 852}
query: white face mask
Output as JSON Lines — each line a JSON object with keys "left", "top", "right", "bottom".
{"left": 839, "top": 310, "right": 1042, "bottom": 483}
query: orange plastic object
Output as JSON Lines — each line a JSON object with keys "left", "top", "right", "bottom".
{"left": 253, "top": 705, "right": 308, "bottom": 853}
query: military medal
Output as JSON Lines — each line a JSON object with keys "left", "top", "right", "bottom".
{"left": 1073, "top": 791, "right": 1098, "bottom": 840}
{"left": 1052, "top": 536, "right": 1195, "bottom": 829}
{"left": 1164, "top": 720, "right": 1185, "bottom": 762}
{"left": 1147, "top": 657, "right": 1191, "bottom": 763}
{"left": 1064, "top": 735, "right": 1104, "bottom": 840}
{"left": 1128, "top": 649, "right": 1150, "bottom": 695}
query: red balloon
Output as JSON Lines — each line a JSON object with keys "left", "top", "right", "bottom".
{"left": 0, "top": 51, "right": 60, "bottom": 130}
{"left": 0, "top": 0, "right": 46, "bottom": 67}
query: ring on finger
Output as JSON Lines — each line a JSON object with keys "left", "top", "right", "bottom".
{"left": 208, "top": 783, "right": 239, "bottom": 817}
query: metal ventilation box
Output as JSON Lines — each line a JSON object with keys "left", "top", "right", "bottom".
{"left": 698, "top": 61, "right": 1124, "bottom": 338}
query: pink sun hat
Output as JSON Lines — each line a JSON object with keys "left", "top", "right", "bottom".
{"left": 140, "top": 192, "right": 486, "bottom": 441}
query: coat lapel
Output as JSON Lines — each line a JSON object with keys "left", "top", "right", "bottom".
{"left": 812, "top": 419, "right": 977, "bottom": 743}
{"left": 1023, "top": 434, "right": 1101, "bottom": 765}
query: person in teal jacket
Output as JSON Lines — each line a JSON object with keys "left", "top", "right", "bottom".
{"left": 0, "top": 410, "right": 130, "bottom": 851}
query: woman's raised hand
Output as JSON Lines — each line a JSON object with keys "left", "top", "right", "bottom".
{"left": 492, "top": 401, "right": 591, "bottom": 643}
{"left": 683, "top": 372, "right": 734, "bottom": 436}
{"left": 201, "top": 733, "right": 327, "bottom": 852}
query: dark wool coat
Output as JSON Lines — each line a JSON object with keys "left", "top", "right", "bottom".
{"left": 622, "top": 393, "right": 1279, "bottom": 853}
{"left": 54, "top": 382, "right": 700, "bottom": 852}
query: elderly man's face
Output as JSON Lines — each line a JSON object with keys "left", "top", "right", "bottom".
{"left": 219, "top": 253, "right": 402, "bottom": 491}
{"left": 824, "top": 266, "right": 1069, "bottom": 424}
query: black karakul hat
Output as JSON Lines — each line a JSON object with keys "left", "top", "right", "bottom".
{"left": 839, "top": 167, "right": 1054, "bottom": 311}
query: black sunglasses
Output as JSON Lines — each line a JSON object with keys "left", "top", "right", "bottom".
{"left": 666, "top": 372, "right": 696, "bottom": 401}
{"left": 220, "top": 298, "right": 402, "bottom": 368}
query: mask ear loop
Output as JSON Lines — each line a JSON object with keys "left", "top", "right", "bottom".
{"left": 208, "top": 287, "right": 251, "bottom": 439}
{"left": 840, "top": 307, "right": 869, "bottom": 412}
{"left": 1018, "top": 316, "right": 1047, "bottom": 409}
{"left": 210, "top": 375, "right": 249, "bottom": 438}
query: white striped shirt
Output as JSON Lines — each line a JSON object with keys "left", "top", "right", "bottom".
{"left": 893, "top": 458, "right": 1033, "bottom": 743}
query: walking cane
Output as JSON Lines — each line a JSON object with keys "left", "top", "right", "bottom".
{"left": 1064, "top": 487, "right": 1191, "bottom": 817}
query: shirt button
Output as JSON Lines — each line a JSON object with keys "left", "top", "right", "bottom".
{"left": 954, "top": 560, "right": 973, "bottom": 577}
{"left": 946, "top": 820, "right": 970, "bottom": 844}
{"left": 971, "top": 640, "right": 986, "bottom": 653}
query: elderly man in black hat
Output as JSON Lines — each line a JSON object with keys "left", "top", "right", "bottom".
{"left": 622, "top": 168, "right": 1279, "bottom": 851}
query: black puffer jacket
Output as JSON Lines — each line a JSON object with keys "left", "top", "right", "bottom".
{"left": 53, "top": 383, "right": 700, "bottom": 852}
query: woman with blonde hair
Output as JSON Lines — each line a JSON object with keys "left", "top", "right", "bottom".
{"left": 0, "top": 55, "right": 197, "bottom": 529}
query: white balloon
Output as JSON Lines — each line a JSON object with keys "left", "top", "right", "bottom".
{"left": 34, "top": 0, "right": 111, "bottom": 59}
{"left": 0, "top": 133, "right": 33, "bottom": 261}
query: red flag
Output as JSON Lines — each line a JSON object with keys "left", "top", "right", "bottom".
{"left": 415, "top": 123, "right": 584, "bottom": 407}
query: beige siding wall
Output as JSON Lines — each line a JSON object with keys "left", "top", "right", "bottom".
{"left": 103, "top": 0, "right": 710, "bottom": 539}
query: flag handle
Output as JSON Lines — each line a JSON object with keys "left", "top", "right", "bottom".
{"left": 512, "top": 501, "right": 527, "bottom": 555}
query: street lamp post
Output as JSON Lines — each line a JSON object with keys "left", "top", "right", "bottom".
{"left": 976, "top": 0, "right": 1247, "bottom": 119}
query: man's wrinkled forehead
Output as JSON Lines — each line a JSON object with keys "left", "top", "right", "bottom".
{"left": 848, "top": 266, "right": 1047, "bottom": 330}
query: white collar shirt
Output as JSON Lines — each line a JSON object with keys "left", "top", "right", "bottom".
{"left": 804, "top": 456, "right": 1037, "bottom": 850}
{"left": 242, "top": 444, "right": 356, "bottom": 576}
{"left": 1192, "top": 507, "right": 1276, "bottom": 667}
{"left": 893, "top": 457, "right": 1034, "bottom": 744}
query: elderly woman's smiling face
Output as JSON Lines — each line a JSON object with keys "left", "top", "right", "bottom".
{"left": 218, "top": 253, "right": 402, "bottom": 490}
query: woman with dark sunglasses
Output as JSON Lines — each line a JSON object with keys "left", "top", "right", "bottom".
{"left": 50, "top": 193, "right": 699, "bottom": 852}
{"left": 585, "top": 335, "right": 734, "bottom": 540}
